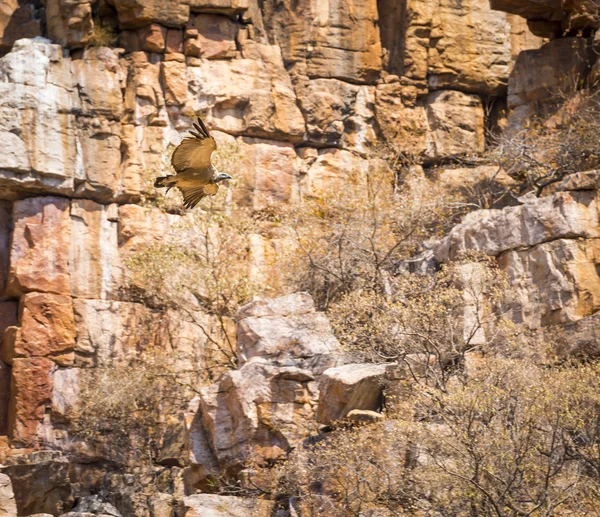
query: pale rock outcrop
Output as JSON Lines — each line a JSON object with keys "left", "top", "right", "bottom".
{"left": 0, "top": 473, "right": 17, "bottom": 517}
{"left": 236, "top": 292, "right": 339, "bottom": 365}
{"left": 426, "top": 90, "right": 485, "bottom": 160}
{"left": 434, "top": 190, "right": 600, "bottom": 261}
{"left": 0, "top": 451, "right": 73, "bottom": 515}
{"left": 183, "top": 494, "right": 274, "bottom": 517}
{"left": 317, "top": 363, "right": 388, "bottom": 424}
{"left": 499, "top": 238, "right": 600, "bottom": 328}
{"left": 234, "top": 137, "right": 300, "bottom": 209}
{"left": 189, "top": 293, "right": 342, "bottom": 475}
{"left": 186, "top": 45, "right": 305, "bottom": 141}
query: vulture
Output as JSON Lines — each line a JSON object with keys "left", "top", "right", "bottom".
{"left": 154, "top": 117, "right": 232, "bottom": 209}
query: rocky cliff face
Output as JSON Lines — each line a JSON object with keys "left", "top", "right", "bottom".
{"left": 0, "top": 0, "right": 599, "bottom": 515}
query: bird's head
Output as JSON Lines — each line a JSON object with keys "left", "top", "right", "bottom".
{"left": 215, "top": 172, "right": 233, "bottom": 183}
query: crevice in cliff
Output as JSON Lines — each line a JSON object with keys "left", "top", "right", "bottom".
{"left": 377, "top": 0, "right": 406, "bottom": 76}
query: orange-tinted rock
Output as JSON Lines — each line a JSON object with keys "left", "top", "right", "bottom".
{"left": 8, "top": 357, "right": 55, "bottom": 447}
{"left": 0, "top": 361, "right": 10, "bottom": 436}
{"left": 140, "top": 23, "right": 167, "bottom": 53}
{"left": 166, "top": 29, "right": 183, "bottom": 53}
{"left": 46, "top": 0, "right": 94, "bottom": 48}
{"left": 110, "top": 0, "right": 190, "bottom": 29}
{"left": 12, "top": 293, "right": 75, "bottom": 366}
{"left": 187, "top": 14, "right": 237, "bottom": 59}
{"left": 6, "top": 197, "right": 71, "bottom": 297}
{"left": 162, "top": 59, "right": 188, "bottom": 106}
{"left": 0, "top": 0, "right": 41, "bottom": 52}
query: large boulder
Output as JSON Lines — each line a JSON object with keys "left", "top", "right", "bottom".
{"left": 182, "top": 494, "right": 274, "bottom": 517}
{"left": 0, "top": 473, "right": 17, "bottom": 517}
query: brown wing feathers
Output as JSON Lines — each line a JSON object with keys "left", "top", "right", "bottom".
{"left": 189, "top": 117, "right": 211, "bottom": 140}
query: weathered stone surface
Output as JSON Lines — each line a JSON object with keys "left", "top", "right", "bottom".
{"left": 110, "top": 0, "right": 190, "bottom": 29}
{"left": 302, "top": 148, "right": 371, "bottom": 198}
{"left": 490, "top": 0, "right": 566, "bottom": 17}
{"left": 508, "top": 38, "right": 594, "bottom": 111}
{"left": 162, "top": 59, "right": 188, "bottom": 106}
{"left": 0, "top": 2, "right": 40, "bottom": 52}
{"left": 557, "top": 170, "right": 600, "bottom": 192}
{"left": 0, "top": 473, "right": 17, "bottom": 517}
{"left": 428, "top": 0, "right": 513, "bottom": 95}
{"left": 261, "top": 0, "right": 382, "bottom": 84}
{"left": 0, "top": 451, "right": 73, "bottom": 515}
{"left": 11, "top": 292, "right": 76, "bottom": 366}
{"left": 73, "top": 47, "right": 124, "bottom": 120}
{"left": 8, "top": 358, "right": 55, "bottom": 447}
{"left": 46, "top": 0, "right": 94, "bottom": 48}
{"left": 186, "top": 46, "right": 304, "bottom": 140}
{"left": 426, "top": 90, "right": 485, "bottom": 160}
{"left": 182, "top": 494, "right": 274, "bottom": 517}
{"left": 139, "top": 23, "right": 167, "bottom": 53}
{"left": 499, "top": 238, "right": 600, "bottom": 328}
{"left": 236, "top": 292, "right": 340, "bottom": 365}
{"left": 552, "top": 312, "right": 600, "bottom": 358}
{"left": 186, "top": 0, "right": 249, "bottom": 12}
{"left": 198, "top": 362, "right": 319, "bottom": 468}
{"left": 0, "top": 360, "right": 10, "bottom": 436}
{"left": 434, "top": 190, "right": 599, "bottom": 261}
{"left": 346, "top": 409, "right": 386, "bottom": 424}
{"left": 7, "top": 197, "right": 71, "bottom": 297}
{"left": 294, "top": 77, "right": 376, "bottom": 150}
{"left": 70, "top": 200, "right": 121, "bottom": 299}
{"left": 185, "top": 14, "right": 237, "bottom": 59}
{"left": 233, "top": 137, "right": 299, "bottom": 209}
{"left": 375, "top": 81, "right": 429, "bottom": 156}
{"left": 317, "top": 363, "right": 388, "bottom": 424}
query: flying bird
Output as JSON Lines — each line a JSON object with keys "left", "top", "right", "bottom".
{"left": 154, "top": 117, "right": 232, "bottom": 209}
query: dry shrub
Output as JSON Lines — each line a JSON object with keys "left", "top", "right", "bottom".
{"left": 329, "top": 253, "right": 508, "bottom": 388}
{"left": 274, "top": 358, "right": 600, "bottom": 517}
{"left": 285, "top": 162, "right": 457, "bottom": 309}
{"left": 491, "top": 89, "right": 600, "bottom": 196}
{"left": 87, "top": 17, "right": 117, "bottom": 47}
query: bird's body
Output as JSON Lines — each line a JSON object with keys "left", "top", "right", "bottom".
{"left": 154, "top": 117, "right": 232, "bottom": 209}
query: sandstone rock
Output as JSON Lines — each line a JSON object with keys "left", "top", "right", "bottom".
{"left": 346, "top": 409, "right": 386, "bottom": 424}
{"left": 316, "top": 363, "right": 388, "bottom": 424}
{"left": 426, "top": 90, "right": 485, "bottom": 160}
{"left": 46, "top": 0, "right": 94, "bottom": 48}
{"left": 499, "top": 238, "right": 600, "bottom": 328}
{"left": 186, "top": 14, "right": 237, "bottom": 59}
{"left": 123, "top": 52, "right": 168, "bottom": 127}
{"left": 374, "top": 81, "right": 429, "bottom": 155}
{"left": 551, "top": 312, "right": 600, "bottom": 358}
{"left": 0, "top": 1, "right": 41, "bottom": 52}
{"left": 7, "top": 197, "right": 71, "bottom": 297}
{"left": 51, "top": 368, "right": 79, "bottom": 424}
{"left": 236, "top": 292, "right": 340, "bottom": 365}
{"left": 0, "top": 451, "right": 73, "bottom": 515}
{"left": 185, "top": 48, "right": 304, "bottom": 140}
{"left": 0, "top": 473, "right": 17, "bottom": 517}
{"left": 302, "top": 148, "right": 371, "bottom": 199}
{"left": 8, "top": 358, "right": 55, "bottom": 447}
{"left": 182, "top": 494, "right": 274, "bottom": 517}
{"left": 556, "top": 170, "right": 600, "bottom": 192}
{"left": 162, "top": 59, "right": 188, "bottom": 106}
{"left": 233, "top": 137, "right": 299, "bottom": 209}
{"left": 490, "top": 0, "right": 566, "bottom": 17}
{"left": 508, "top": 38, "right": 594, "bottom": 110}
{"left": 10, "top": 292, "right": 76, "bottom": 366}
{"left": 73, "top": 47, "right": 124, "bottom": 120}
{"left": 70, "top": 200, "right": 121, "bottom": 299}
{"left": 198, "top": 362, "right": 319, "bottom": 468}
{"left": 428, "top": 0, "right": 512, "bottom": 95}
{"left": 294, "top": 77, "right": 376, "bottom": 150}
{"left": 69, "top": 495, "right": 122, "bottom": 516}
{"left": 139, "top": 23, "right": 167, "bottom": 53}
{"left": 186, "top": 0, "right": 250, "bottom": 12}
{"left": 110, "top": 0, "right": 190, "bottom": 29}
{"left": 262, "top": 0, "right": 382, "bottom": 84}
{"left": 434, "top": 190, "right": 599, "bottom": 261}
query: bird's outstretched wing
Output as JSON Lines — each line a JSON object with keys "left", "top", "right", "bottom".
{"left": 171, "top": 117, "right": 217, "bottom": 173}
{"left": 180, "top": 183, "right": 219, "bottom": 209}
